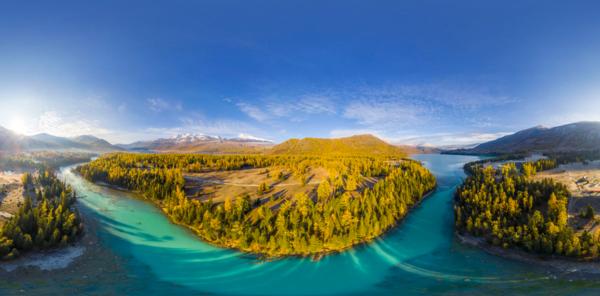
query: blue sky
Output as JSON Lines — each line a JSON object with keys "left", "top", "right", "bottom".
{"left": 1, "top": 0, "right": 600, "bottom": 146}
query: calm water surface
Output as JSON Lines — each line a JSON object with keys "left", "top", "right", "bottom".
{"left": 2, "top": 154, "right": 600, "bottom": 295}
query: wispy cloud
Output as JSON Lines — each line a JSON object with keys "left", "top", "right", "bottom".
{"left": 34, "top": 111, "right": 111, "bottom": 137}
{"left": 237, "top": 94, "right": 336, "bottom": 122}
{"left": 236, "top": 102, "right": 270, "bottom": 122}
{"left": 267, "top": 94, "right": 336, "bottom": 117}
{"left": 147, "top": 98, "right": 183, "bottom": 112}
{"left": 342, "top": 83, "right": 515, "bottom": 128}
{"left": 396, "top": 132, "right": 511, "bottom": 147}
{"left": 365, "top": 83, "right": 515, "bottom": 110}
{"left": 145, "top": 114, "right": 266, "bottom": 140}
{"left": 343, "top": 100, "right": 427, "bottom": 127}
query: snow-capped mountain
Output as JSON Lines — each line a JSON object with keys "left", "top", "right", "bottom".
{"left": 170, "top": 133, "right": 221, "bottom": 144}
{"left": 234, "top": 133, "right": 271, "bottom": 143}
{"left": 118, "top": 133, "right": 273, "bottom": 154}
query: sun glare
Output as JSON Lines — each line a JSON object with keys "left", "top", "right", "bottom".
{"left": 7, "top": 116, "right": 27, "bottom": 134}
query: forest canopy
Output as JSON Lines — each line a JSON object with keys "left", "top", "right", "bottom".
{"left": 0, "top": 168, "right": 83, "bottom": 260}
{"left": 77, "top": 153, "right": 435, "bottom": 257}
{"left": 455, "top": 159, "right": 600, "bottom": 259}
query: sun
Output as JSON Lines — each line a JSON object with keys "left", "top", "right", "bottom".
{"left": 7, "top": 116, "right": 28, "bottom": 134}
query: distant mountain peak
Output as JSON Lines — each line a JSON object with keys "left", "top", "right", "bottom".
{"left": 449, "top": 121, "right": 600, "bottom": 154}
{"left": 118, "top": 132, "right": 273, "bottom": 153}
{"left": 73, "top": 134, "right": 101, "bottom": 140}
{"left": 233, "top": 133, "right": 272, "bottom": 143}
{"left": 170, "top": 133, "right": 219, "bottom": 143}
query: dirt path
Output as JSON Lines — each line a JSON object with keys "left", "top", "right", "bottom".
{"left": 197, "top": 179, "right": 323, "bottom": 187}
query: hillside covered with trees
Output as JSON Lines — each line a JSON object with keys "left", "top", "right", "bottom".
{"left": 268, "top": 134, "right": 407, "bottom": 157}
{"left": 77, "top": 153, "right": 435, "bottom": 257}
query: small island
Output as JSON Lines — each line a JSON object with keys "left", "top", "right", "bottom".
{"left": 76, "top": 135, "right": 436, "bottom": 258}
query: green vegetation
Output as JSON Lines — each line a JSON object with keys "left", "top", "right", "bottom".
{"left": 0, "top": 168, "right": 83, "bottom": 260}
{"left": 580, "top": 205, "right": 595, "bottom": 220}
{"left": 455, "top": 160, "right": 600, "bottom": 259}
{"left": 77, "top": 153, "right": 435, "bottom": 257}
{"left": 463, "top": 156, "right": 557, "bottom": 176}
{"left": 545, "top": 150, "right": 600, "bottom": 165}
{"left": 268, "top": 134, "right": 406, "bottom": 157}
{"left": 521, "top": 159, "right": 558, "bottom": 177}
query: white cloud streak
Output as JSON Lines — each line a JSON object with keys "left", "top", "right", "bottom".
{"left": 395, "top": 132, "right": 511, "bottom": 147}
{"left": 28, "top": 111, "right": 111, "bottom": 138}
{"left": 144, "top": 114, "right": 266, "bottom": 141}
{"left": 147, "top": 98, "right": 183, "bottom": 112}
{"left": 237, "top": 94, "right": 336, "bottom": 122}
{"left": 236, "top": 102, "right": 270, "bottom": 122}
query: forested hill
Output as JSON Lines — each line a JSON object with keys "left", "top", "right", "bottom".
{"left": 269, "top": 134, "right": 406, "bottom": 157}
{"left": 449, "top": 122, "right": 600, "bottom": 155}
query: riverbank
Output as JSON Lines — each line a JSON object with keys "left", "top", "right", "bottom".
{"left": 0, "top": 244, "right": 85, "bottom": 272}
{"left": 457, "top": 233, "right": 600, "bottom": 275}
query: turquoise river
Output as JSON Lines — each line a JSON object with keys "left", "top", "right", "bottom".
{"left": 2, "top": 154, "right": 600, "bottom": 295}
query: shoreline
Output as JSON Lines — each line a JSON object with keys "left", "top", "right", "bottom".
{"left": 0, "top": 244, "right": 85, "bottom": 272}
{"left": 456, "top": 233, "right": 600, "bottom": 275}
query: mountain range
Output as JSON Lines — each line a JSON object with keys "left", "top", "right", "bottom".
{"left": 1, "top": 125, "right": 429, "bottom": 155}
{"left": 8, "top": 121, "right": 597, "bottom": 156}
{"left": 118, "top": 133, "right": 274, "bottom": 154}
{"left": 0, "top": 126, "right": 277, "bottom": 154}
{"left": 0, "top": 126, "right": 123, "bottom": 153}
{"left": 449, "top": 121, "right": 600, "bottom": 154}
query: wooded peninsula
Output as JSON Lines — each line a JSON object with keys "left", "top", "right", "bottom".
{"left": 77, "top": 153, "right": 436, "bottom": 257}
{"left": 455, "top": 157, "right": 600, "bottom": 259}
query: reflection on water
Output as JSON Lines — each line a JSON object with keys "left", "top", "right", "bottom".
{"left": 1, "top": 154, "right": 600, "bottom": 295}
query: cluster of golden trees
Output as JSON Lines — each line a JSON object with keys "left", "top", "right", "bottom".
{"left": 77, "top": 153, "right": 435, "bottom": 257}
{"left": 464, "top": 157, "right": 557, "bottom": 176}
{"left": 0, "top": 169, "right": 83, "bottom": 260}
{"left": 455, "top": 161, "right": 600, "bottom": 258}
{"left": 521, "top": 159, "right": 557, "bottom": 177}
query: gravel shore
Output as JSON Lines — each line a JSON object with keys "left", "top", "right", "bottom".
{"left": 457, "top": 233, "right": 600, "bottom": 276}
